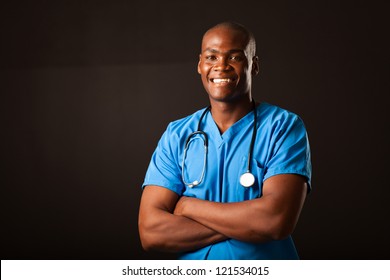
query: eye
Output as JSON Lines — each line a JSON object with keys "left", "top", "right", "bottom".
{"left": 229, "top": 55, "right": 243, "bottom": 61}
{"left": 205, "top": 55, "right": 217, "bottom": 61}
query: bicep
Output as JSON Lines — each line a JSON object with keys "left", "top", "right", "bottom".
{"left": 138, "top": 185, "right": 179, "bottom": 250}
{"left": 260, "top": 174, "right": 307, "bottom": 235}
{"left": 139, "top": 185, "right": 179, "bottom": 215}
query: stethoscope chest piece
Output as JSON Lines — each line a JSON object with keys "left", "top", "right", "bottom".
{"left": 240, "top": 171, "right": 255, "bottom": 187}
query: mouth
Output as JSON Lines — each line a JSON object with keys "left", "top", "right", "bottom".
{"left": 210, "top": 78, "right": 236, "bottom": 84}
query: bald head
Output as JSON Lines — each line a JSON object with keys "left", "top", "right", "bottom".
{"left": 202, "top": 22, "right": 257, "bottom": 58}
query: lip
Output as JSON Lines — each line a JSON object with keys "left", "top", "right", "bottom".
{"left": 209, "top": 77, "right": 237, "bottom": 84}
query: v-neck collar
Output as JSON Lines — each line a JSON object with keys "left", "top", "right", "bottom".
{"left": 204, "top": 105, "right": 258, "bottom": 145}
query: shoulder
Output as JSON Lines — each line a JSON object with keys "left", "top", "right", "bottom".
{"left": 259, "top": 102, "right": 299, "bottom": 121}
{"left": 257, "top": 103, "right": 306, "bottom": 133}
{"left": 156, "top": 108, "right": 209, "bottom": 154}
{"left": 165, "top": 108, "right": 209, "bottom": 136}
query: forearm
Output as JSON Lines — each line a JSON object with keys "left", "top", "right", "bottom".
{"left": 138, "top": 186, "right": 227, "bottom": 253}
{"left": 140, "top": 208, "right": 226, "bottom": 252}
{"left": 176, "top": 198, "right": 276, "bottom": 242}
{"left": 139, "top": 207, "right": 226, "bottom": 253}
{"left": 175, "top": 175, "right": 307, "bottom": 243}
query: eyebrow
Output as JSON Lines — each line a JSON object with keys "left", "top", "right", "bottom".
{"left": 203, "top": 48, "right": 245, "bottom": 54}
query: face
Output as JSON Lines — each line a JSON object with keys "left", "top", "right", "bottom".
{"left": 198, "top": 27, "right": 258, "bottom": 104}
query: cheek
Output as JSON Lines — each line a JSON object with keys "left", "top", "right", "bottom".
{"left": 200, "top": 75, "right": 209, "bottom": 89}
{"left": 199, "top": 62, "right": 212, "bottom": 74}
{"left": 198, "top": 65, "right": 205, "bottom": 75}
{"left": 199, "top": 68, "right": 211, "bottom": 84}
{"left": 238, "top": 67, "right": 251, "bottom": 82}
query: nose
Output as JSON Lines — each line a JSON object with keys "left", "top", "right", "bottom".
{"left": 214, "top": 57, "right": 232, "bottom": 71}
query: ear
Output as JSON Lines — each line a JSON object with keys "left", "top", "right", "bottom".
{"left": 251, "top": 56, "right": 259, "bottom": 76}
{"left": 197, "top": 54, "right": 202, "bottom": 74}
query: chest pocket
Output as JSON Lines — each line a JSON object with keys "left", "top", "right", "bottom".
{"left": 233, "top": 157, "right": 265, "bottom": 201}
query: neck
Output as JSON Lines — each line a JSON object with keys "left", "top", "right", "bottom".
{"left": 209, "top": 97, "right": 253, "bottom": 134}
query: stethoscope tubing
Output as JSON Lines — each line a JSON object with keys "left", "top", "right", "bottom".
{"left": 246, "top": 101, "right": 257, "bottom": 173}
{"left": 182, "top": 99, "right": 257, "bottom": 188}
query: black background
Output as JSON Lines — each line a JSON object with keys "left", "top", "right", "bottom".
{"left": 1, "top": 0, "right": 389, "bottom": 260}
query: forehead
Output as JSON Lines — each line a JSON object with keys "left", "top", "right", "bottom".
{"left": 201, "top": 27, "right": 249, "bottom": 53}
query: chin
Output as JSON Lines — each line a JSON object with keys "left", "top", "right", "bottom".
{"left": 209, "top": 96, "right": 243, "bottom": 105}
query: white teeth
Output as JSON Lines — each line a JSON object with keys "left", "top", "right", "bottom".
{"left": 212, "top": 78, "right": 232, "bottom": 83}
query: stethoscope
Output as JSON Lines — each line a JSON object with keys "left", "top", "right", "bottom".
{"left": 181, "top": 99, "right": 258, "bottom": 188}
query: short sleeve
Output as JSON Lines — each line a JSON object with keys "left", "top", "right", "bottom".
{"left": 264, "top": 115, "right": 312, "bottom": 190}
{"left": 142, "top": 125, "right": 185, "bottom": 195}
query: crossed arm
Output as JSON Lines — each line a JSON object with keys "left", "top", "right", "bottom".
{"left": 138, "top": 174, "right": 307, "bottom": 253}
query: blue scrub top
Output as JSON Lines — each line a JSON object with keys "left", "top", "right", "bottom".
{"left": 142, "top": 102, "right": 312, "bottom": 260}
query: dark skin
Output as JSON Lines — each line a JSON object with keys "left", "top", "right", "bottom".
{"left": 138, "top": 24, "right": 307, "bottom": 253}
{"left": 197, "top": 25, "right": 258, "bottom": 133}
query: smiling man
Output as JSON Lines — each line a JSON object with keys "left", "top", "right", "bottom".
{"left": 138, "top": 22, "right": 312, "bottom": 260}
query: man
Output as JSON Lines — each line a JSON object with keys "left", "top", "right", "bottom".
{"left": 138, "top": 21, "right": 312, "bottom": 259}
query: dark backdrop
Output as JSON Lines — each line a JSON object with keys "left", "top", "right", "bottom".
{"left": 1, "top": 0, "right": 389, "bottom": 260}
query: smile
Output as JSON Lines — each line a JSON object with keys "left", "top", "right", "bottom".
{"left": 210, "top": 78, "right": 235, "bottom": 84}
